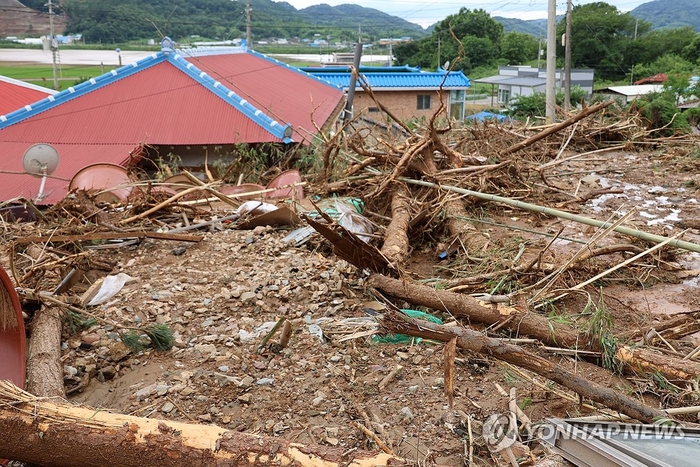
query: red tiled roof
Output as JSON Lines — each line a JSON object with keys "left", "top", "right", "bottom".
{"left": 3, "top": 61, "right": 300, "bottom": 146}
{"left": 634, "top": 73, "right": 668, "bottom": 85}
{"left": 0, "top": 77, "right": 54, "bottom": 115}
{"left": 0, "top": 49, "right": 345, "bottom": 204}
{"left": 191, "top": 53, "right": 345, "bottom": 143}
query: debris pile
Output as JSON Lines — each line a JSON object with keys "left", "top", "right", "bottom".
{"left": 2, "top": 100, "right": 700, "bottom": 466}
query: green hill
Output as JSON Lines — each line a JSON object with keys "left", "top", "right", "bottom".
{"left": 18, "top": 0, "right": 426, "bottom": 45}
{"left": 494, "top": 16, "right": 549, "bottom": 37}
{"left": 630, "top": 0, "right": 700, "bottom": 31}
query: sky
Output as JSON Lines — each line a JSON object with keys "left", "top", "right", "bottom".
{"left": 281, "top": 0, "right": 653, "bottom": 29}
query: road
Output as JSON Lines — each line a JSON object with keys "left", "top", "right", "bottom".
{"left": 0, "top": 48, "right": 153, "bottom": 66}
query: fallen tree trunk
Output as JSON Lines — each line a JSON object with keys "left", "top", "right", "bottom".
{"left": 615, "top": 346, "right": 700, "bottom": 382}
{"left": 370, "top": 274, "right": 585, "bottom": 349}
{"left": 0, "top": 382, "right": 399, "bottom": 467}
{"left": 380, "top": 184, "right": 412, "bottom": 266}
{"left": 26, "top": 304, "right": 65, "bottom": 398}
{"left": 500, "top": 100, "right": 615, "bottom": 157}
{"left": 380, "top": 311, "right": 667, "bottom": 424}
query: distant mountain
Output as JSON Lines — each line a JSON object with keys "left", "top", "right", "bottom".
{"left": 11, "top": 0, "right": 426, "bottom": 44}
{"left": 494, "top": 16, "right": 549, "bottom": 37}
{"left": 493, "top": 0, "right": 700, "bottom": 36}
{"left": 630, "top": 0, "right": 700, "bottom": 31}
{"left": 298, "top": 4, "right": 426, "bottom": 37}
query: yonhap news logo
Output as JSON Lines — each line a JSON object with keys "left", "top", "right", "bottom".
{"left": 482, "top": 414, "right": 687, "bottom": 453}
{"left": 535, "top": 419, "right": 686, "bottom": 442}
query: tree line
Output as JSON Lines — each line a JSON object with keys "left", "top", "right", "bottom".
{"left": 20, "top": 0, "right": 425, "bottom": 45}
{"left": 394, "top": 2, "right": 700, "bottom": 82}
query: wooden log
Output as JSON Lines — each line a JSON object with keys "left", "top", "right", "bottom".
{"left": 26, "top": 304, "right": 65, "bottom": 398}
{"left": 380, "top": 184, "right": 412, "bottom": 265}
{"left": 500, "top": 100, "right": 614, "bottom": 156}
{"left": 0, "top": 382, "right": 399, "bottom": 467}
{"left": 380, "top": 311, "right": 667, "bottom": 424}
{"left": 15, "top": 231, "right": 204, "bottom": 244}
{"left": 370, "top": 274, "right": 585, "bottom": 349}
{"left": 422, "top": 146, "right": 488, "bottom": 254}
{"left": 615, "top": 346, "right": 700, "bottom": 382}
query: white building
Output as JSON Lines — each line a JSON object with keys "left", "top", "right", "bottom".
{"left": 475, "top": 66, "right": 595, "bottom": 106}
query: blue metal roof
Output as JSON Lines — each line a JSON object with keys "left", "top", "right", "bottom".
{"left": 301, "top": 68, "right": 470, "bottom": 90}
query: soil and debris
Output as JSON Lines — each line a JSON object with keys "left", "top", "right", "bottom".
{"left": 3, "top": 99, "right": 700, "bottom": 466}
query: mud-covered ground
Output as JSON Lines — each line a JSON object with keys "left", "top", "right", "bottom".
{"left": 30, "top": 145, "right": 698, "bottom": 466}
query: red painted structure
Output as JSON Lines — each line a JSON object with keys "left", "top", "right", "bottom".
{"left": 0, "top": 76, "right": 55, "bottom": 116}
{"left": 0, "top": 48, "right": 344, "bottom": 204}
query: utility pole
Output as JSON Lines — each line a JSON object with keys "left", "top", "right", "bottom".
{"left": 343, "top": 40, "right": 362, "bottom": 122}
{"left": 632, "top": 20, "right": 638, "bottom": 83}
{"left": 546, "top": 0, "right": 556, "bottom": 123}
{"left": 436, "top": 37, "right": 441, "bottom": 69}
{"left": 564, "top": 0, "right": 572, "bottom": 111}
{"left": 245, "top": 0, "right": 252, "bottom": 49}
{"left": 537, "top": 37, "right": 543, "bottom": 69}
{"left": 48, "top": 0, "right": 58, "bottom": 90}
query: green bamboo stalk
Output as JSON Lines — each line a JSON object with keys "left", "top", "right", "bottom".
{"left": 400, "top": 178, "right": 700, "bottom": 254}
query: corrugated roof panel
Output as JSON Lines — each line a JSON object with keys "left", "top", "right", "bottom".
{"left": 307, "top": 71, "right": 471, "bottom": 90}
{"left": 0, "top": 46, "right": 346, "bottom": 204}
{"left": 1, "top": 62, "right": 282, "bottom": 146}
{"left": 0, "top": 78, "right": 54, "bottom": 115}
{"left": 189, "top": 52, "right": 345, "bottom": 143}
{"left": 0, "top": 142, "right": 139, "bottom": 205}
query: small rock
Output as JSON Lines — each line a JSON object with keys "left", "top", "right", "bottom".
{"left": 134, "top": 383, "right": 158, "bottom": 402}
{"left": 180, "top": 386, "right": 195, "bottom": 396}
{"left": 273, "top": 421, "right": 287, "bottom": 434}
{"left": 109, "top": 342, "right": 132, "bottom": 362}
{"left": 238, "top": 394, "right": 251, "bottom": 404}
{"left": 400, "top": 407, "right": 414, "bottom": 421}
{"left": 161, "top": 402, "right": 175, "bottom": 413}
{"left": 82, "top": 333, "right": 101, "bottom": 345}
{"left": 238, "top": 376, "right": 254, "bottom": 389}
{"left": 194, "top": 343, "right": 217, "bottom": 355}
{"left": 99, "top": 365, "right": 117, "bottom": 381}
{"left": 156, "top": 384, "right": 169, "bottom": 396}
{"left": 64, "top": 365, "right": 78, "bottom": 377}
{"left": 172, "top": 247, "right": 186, "bottom": 256}
{"left": 218, "top": 365, "right": 229, "bottom": 372}
{"left": 240, "top": 292, "right": 256, "bottom": 302}
{"left": 256, "top": 377, "right": 274, "bottom": 386}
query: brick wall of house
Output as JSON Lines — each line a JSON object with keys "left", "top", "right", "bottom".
{"left": 352, "top": 90, "right": 450, "bottom": 121}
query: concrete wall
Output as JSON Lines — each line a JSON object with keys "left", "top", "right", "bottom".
{"left": 352, "top": 89, "right": 451, "bottom": 121}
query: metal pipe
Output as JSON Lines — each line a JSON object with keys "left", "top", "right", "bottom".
{"left": 399, "top": 178, "right": 700, "bottom": 253}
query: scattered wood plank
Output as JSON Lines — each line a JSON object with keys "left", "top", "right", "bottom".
{"left": 15, "top": 231, "right": 204, "bottom": 244}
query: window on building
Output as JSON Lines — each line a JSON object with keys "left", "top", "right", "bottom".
{"left": 498, "top": 88, "right": 511, "bottom": 104}
{"left": 417, "top": 95, "right": 431, "bottom": 110}
{"left": 449, "top": 89, "right": 466, "bottom": 120}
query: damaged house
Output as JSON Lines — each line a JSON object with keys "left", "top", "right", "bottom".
{"left": 0, "top": 38, "right": 345, "bottom": 204}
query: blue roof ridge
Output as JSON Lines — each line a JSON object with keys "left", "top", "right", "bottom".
{"left": 0, "top": 52, "right": 166, "bottom": 130}
{"left": 169, "top": 52, "right": 294, "bottom": 143}
{"left": 245, "top": 48, "right": 343, "bottom": 91}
